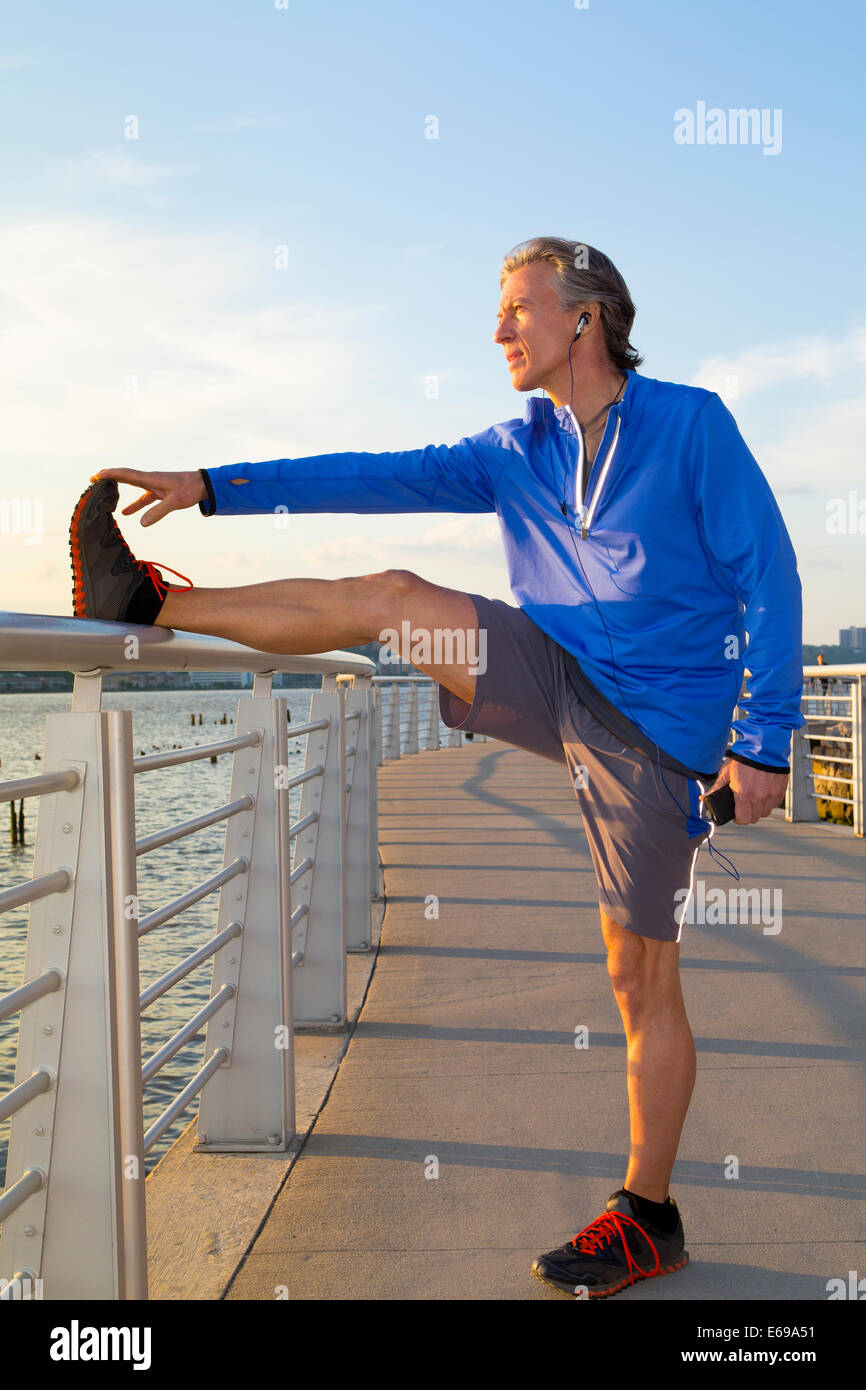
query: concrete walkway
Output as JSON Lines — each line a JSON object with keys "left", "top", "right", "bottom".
{"left": 225, "top": 741, "right": 866, "bottom": 1301}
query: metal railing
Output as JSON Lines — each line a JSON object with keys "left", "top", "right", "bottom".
{"left": 728, "top": 664, "right": 865, "bottom": 836}
{"left": 0, "top": 614, "right": 467, "bottom": 1301}
{"left": 780, "top": 664, "right": 866, "bottom": 836}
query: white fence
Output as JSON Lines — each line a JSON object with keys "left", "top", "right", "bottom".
{"left": 0, "top": 616, "right": 461, "bottom": 1300}
{"left": 779, "top": 664, "right": 865, "bottom": 836}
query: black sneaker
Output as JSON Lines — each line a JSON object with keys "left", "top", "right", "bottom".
{"left": 531, "top": 1188, "right": 689, "bottom": 1299}
{"left": 70, "top": 479, "right": 193, "bottom": 623}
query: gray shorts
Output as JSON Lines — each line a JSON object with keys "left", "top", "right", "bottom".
{"left": 437, "top": 594, "right": 712, "bottom": 944}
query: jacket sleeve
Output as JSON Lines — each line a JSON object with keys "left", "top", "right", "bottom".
{"left": 686, "top": 392, "right": 805, "bottom": 771}
{"left": 197, "top": 426, "right": 505, "bottom": 518}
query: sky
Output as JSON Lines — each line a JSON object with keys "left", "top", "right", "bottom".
{"left": 1, "top": 0, "right": 863, "bottom": 646}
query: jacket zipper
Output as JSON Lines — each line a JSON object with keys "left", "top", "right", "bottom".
{"left": 564, "top": 406, "right": 622, "bottom": 538}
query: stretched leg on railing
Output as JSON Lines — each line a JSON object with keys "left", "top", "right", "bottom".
{"left": 159, "top": 570, "right": 480, "bottom": 702}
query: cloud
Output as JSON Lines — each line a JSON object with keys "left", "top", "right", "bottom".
{"left": 760, "top": 395, "right": 866, "bottom": 495}
{"left": 61, "top": 149, "right": 185, "bottom": 191}
{"left": 300, "top": 516, "right": 501, "bottom": 568}
{"left": 0, "top": 216, "right": 452, "bottom": 612}
{"left": 300, "top": 534, "right": 392, "bottom": 566}
{"left": 412, "top": 516, "right": 501, "bottom": 551}
{"left": 691, "top": 330, "right": 866, "bottom": 398}
{"left": 688, "top": 328, "right": 866, "bottom": 504}
{"left": 0, "top": 217, "right": 363, "bottom": 465}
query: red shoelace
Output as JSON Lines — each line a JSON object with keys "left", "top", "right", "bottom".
{"left": 138, "top": 560, "right": 195, "bottom": 600}
{"left": 571, "top": 1211, "right": 662, "bottom": 1282}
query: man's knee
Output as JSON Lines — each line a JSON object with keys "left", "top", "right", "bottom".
{"left": 378, "top": 568, "right": 424, "bottom": 601}
{"left": 606, "top": 938, "right": 647, "bottom": 1001}
{"left": 602, "top": 914, "right": 679, "bottom": 1003}
{"left": 349, "top": 570, "right": 478, "bottom": 685}
{"left": 361, "top": 568, "right": 426, "bottom": 603}
{"left": 351, "top": 568, "right": 427, "bottom": 639}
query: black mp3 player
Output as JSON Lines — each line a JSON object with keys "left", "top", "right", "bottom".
{"left": 701, "top": 784, "right": 736, "bottom": 826}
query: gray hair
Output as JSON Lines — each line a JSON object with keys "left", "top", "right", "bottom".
{"left": 499, "top": 237, "right": 644, "bottom": 371}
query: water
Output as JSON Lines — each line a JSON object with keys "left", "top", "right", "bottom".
{"left": 0, "top": 687, "right": 330, "bottom": 1182}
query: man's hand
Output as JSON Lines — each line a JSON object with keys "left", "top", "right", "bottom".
{"left": 88, "top": 468, "right": 207, "bottom": 527}
{"left": 700, "top": 761, "right": 789, "bottom": 822}
{"left": 700, "top": 757, "right": 789, "bottom": 826}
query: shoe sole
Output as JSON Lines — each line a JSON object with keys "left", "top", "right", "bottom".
{"left": 69, "top": 479, "right": 121, "bottom": 618}
{"left": 531, "top": 1250, "right": 689, "bottom": 1299}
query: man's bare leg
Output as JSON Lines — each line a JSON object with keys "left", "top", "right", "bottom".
{"left": 600, "top": 911, "right": 697, "bottom": 1204}
{"left": 158, "top": 569, "right": 480, "bottom": 705}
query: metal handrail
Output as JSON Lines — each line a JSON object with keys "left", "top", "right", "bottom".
{"left": 141, "top": 985, "right": 236, "bottom": 1085}
{"left": 0, "top": 1168, "right": 45, "bottom": 1224}
{"left": 288, "top": 810, "right": 319, "bottom": 840}
{"left": 787, "top": 667, "right": 864, "bottom": 833}
{"left": 0, "top": 1069, "right": 53, "bottom": 1124}
{"left": 287, "top": 764, "right": 325, "bottom": 789}
{"left": 137, "top": 859, "right": 249, "bottom": 937}
{"left": 0, "top": 614, "right": 390, "bottom": 1299}
{"left": 290, "top": 856, "right": 314, "bottom": 886}
{"left": 0, "top": 612, "right": 375, "bottom": 677}
{"left": 133, "top": 732, "right": 261, "bottom": 772}
{"left": 139, "top": 923, "right": 243, "bottom": 1012}
{"left": 0, "top": 769, "right": 82, "bottom": 804}
{"left": 143, "top": 1050, "right": 229, "bottom": 1155}
{"left": 0, "top": 968, "right": 64, "bottom": 1025}
{"left": 0, "top": 869, "right": 73, "bottom": 916}
{"left": 286, "top": 719, "right": 330, "bottom": 739}
{"left": 135, "top": 796, "right": 255, "bottom": 857}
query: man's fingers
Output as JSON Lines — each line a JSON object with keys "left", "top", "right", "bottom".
{"left": 121, "top": 491, "right": 158, "bottom": 516}
{"left": 90, "top": 468, "right": 154, "bottom": 486}
{"left": 736, "top": 796, "right": 784, "bottom": 825}
{"left": 141, "top": 500, "right": 172, "bottom": 526}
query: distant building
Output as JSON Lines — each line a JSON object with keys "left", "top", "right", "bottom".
{"left": 187, "top": 671, "right": 242, "bottom": 687}
{"left": 103, "top": 670, "right": 192, "bottom": 690}
{"left": 838, "top": 626, "right": 866, "bottom": 651}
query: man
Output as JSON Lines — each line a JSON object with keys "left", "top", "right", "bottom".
{"left": 70, "top": 237, "right": 804, "bottom": 1299}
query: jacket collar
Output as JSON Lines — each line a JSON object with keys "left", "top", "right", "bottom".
{"left": 523, "top": 366, "right": 646, "bottom": 429}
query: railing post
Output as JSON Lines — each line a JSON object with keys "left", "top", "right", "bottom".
{"left": 1, "top": 706, "right": 145, "bottom": 1299}
{"left": 344, "top": 678, "right": 373, "bottom": 950}
{"left": 785, "top": 723, "right": 819, "bottom": 824}
{"left": 404, "top": 682, "right": 419, "bottom": 755}
{"left": 196, "top": 690, "right": 295, "bottom": 1151}
{"left": 292, "top": 683, "right": 348, "bottom": 1027}
{"left": 374, "top": 683, "right": 384, "bottom": 767}
{"left": 385, "top": 683, "right": 401, "bottom": 760}
{"left": 423, "top": 679, "right": 440, "bottom": 750}
{"left": 853, "top": 674, "right": 865, "bottom": 837}
{"left": 368, "top": 684, "right": 381, "bottom": 898}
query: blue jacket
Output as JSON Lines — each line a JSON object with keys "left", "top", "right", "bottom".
{"left": 200, "top": 368, "right": 805, "bottom": 777}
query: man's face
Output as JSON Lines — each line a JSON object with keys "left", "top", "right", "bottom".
{"left": 494, "top": 262, "right": 578, "bottom": 392}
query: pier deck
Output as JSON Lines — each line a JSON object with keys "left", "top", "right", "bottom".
{"left": 152, "top": 741, "right": 866, "bottom": 1301}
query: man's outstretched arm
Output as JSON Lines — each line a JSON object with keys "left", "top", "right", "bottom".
{"left": 199, "top": 435, "right": 504, "bottom": 517}
{"left": 93, "top": 427, "right": 507, "bottom": 527}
